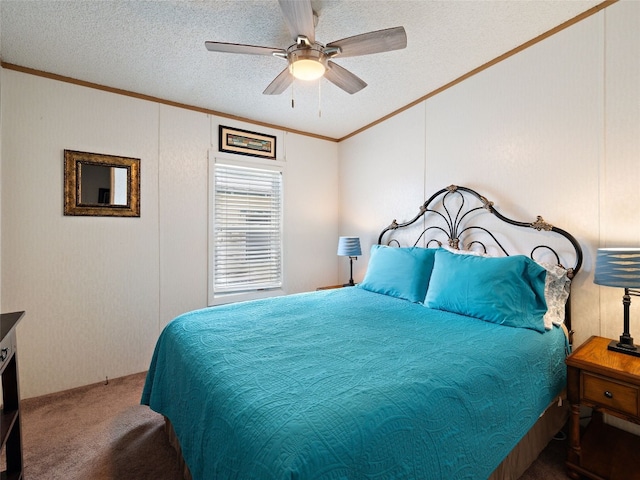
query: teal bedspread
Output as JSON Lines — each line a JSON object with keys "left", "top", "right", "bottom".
{"left": 141, "top": 287, "right": 567, "bottom": 480}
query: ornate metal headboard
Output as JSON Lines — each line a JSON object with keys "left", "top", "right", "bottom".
{"left": 377, "top": 185, "right": 583, "bottom": 333}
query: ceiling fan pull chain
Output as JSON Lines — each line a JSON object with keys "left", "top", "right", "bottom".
{"left": 291, "top": 65, "right": 295, "bottom": 108}
{"left": 318, "top": 79, "right": 322, "bottom": 118}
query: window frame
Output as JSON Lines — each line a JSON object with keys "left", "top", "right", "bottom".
{"left": 208, "top": 152, "right": 286, "bottom": 305}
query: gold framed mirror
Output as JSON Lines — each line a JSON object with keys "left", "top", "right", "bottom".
{"left": 64, "top": 150, "right": 140, "bottom": 217}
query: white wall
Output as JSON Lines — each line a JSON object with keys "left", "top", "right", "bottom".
{"left": 157, "top": 104, "right": 210, "bottom": 327}
{"left": 1, "top": 73, "right": 161, "bottom": 398}
{"left": 600, "top": 0, "right": 640, "bottom": 341}
{"left": 338, "top": 1, "right": 640, "bottom": 350}
{"left": 0, "top": 71, "right": 339, "bottom": 398}
{"left": 339, "top": 103, "right": 426, "bottom": 283}
{"left": 282, "top": 132, "right": 339, "bottom": 292}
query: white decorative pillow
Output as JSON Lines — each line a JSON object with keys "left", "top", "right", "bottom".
{"left": 538, "top": 262, "right": 571, "bottom": 330}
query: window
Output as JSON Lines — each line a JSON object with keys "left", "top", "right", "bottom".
{"left": 210, "top": 159, "right": 283, "bottom": 302}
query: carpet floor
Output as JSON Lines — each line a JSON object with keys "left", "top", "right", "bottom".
{"left": 20, "top": 372, "right": 570, "bottom": 479}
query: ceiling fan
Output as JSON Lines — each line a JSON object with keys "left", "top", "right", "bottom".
{"left": 205, "top": 0, "right": 407, "bottom": 95}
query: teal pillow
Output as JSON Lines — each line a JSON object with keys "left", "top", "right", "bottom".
{"left": 424, "top": 248, "right": 548, "bottom": 332}
{"left": 358, "top": 245, "right": 437, "bottom": 303}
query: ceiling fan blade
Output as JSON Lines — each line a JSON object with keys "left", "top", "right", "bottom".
{"left": 263, "top": 67, "right": 294, "bottom": 95}
{"left": 205, "top": 41, "right": 285, "bottom": 56}
{"left": 278, "top": 0, "right": 315, "bottom": 43}
{"left": 326, "top": 26, "right": 407, "bottom": 58}
{"left": 324, "top": 61, "right": 367, "bottom": 95}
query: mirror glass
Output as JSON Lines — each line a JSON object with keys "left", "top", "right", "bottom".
{"left": 64, "top": 150, "right": 140, "bottom": 217}
{"left": 79, "top": 164, "right": 129, "bottom": 206}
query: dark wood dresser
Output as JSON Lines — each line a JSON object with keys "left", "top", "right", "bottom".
{"left": 1, "top": 311, "right": 25, "bottom": 480}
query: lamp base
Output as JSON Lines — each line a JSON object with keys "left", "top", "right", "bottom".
{"left": 608, "top": 339, "right": 640, "bottom": 357}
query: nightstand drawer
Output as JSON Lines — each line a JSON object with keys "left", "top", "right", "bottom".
{"left": 582, "top": 372, "right": 638, "bottom": 416}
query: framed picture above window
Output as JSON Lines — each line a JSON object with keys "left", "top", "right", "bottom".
{"left": 219, "top": 125, "right": 276, "bottom": 159}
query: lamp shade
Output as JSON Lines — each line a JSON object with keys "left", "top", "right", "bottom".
{"left": 337, "top": 237, "right": 362, "bottom": 257}
{"left": 594, "top": 248, "right": 640, "bottom": 288}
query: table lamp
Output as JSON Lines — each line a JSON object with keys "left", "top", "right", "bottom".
{"left": 594, "top": 248, "right": 640, "bottom": 357}
{"left": 337, "top": 236, "right": 362, "bottom": 286}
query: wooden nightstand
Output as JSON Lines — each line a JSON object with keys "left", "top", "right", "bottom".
{"left": 566, "top": 335, "right": 640, "bottom": 479}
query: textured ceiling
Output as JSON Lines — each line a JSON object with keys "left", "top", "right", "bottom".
{"left": 0, "top": 0, "right": 603, "bottom": 140}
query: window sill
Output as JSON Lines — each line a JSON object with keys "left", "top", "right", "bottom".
{"left": 209, "top": 288, "right": 285, "bottom": 306}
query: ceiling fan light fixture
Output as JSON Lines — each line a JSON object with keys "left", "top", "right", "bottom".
{"left": 287, "top": 43, "right": 327, "bottom": 81}
{"left": 290, "top": 58, "right": 326, "bottom": 81}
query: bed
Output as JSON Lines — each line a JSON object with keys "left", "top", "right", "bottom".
{"left": 142, "top": 185, "right": 583, "bottom": 480}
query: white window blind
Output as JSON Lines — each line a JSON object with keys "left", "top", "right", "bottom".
{"left": 213, "top": 163, "right": 283, "bottom": 294}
